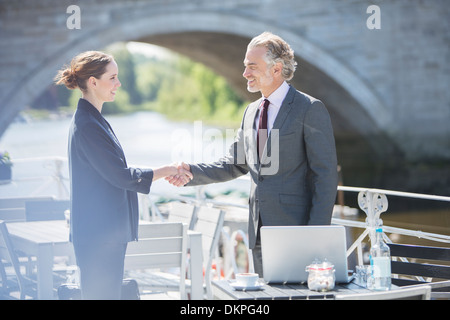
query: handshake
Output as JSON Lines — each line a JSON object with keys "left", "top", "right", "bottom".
{"left": 157, "top": 162, "right": 192, "bottom": 187}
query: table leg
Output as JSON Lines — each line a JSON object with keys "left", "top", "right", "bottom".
{"left": 189, "top": 233, "right": 203, "bottom": 300}
{"left": 36, "top": 244, "right": 55, "bottom": 300}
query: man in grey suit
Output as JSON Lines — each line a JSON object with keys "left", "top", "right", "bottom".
{"left": 170, "top": 32, "right": 338, "bottom": 276}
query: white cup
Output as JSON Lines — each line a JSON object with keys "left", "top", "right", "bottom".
{"left": 235, "top": 273, "right": 259, "bottom": 287}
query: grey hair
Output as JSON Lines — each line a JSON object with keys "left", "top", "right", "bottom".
{"left": 248, "top": 32, "right": 297, "bottom": 81}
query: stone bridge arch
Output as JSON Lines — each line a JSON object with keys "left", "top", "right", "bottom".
{"left": 1, "top": 0, "right": 449, "bottom": 197}
{"left": 2, "top": 11, "right": 391, "bottom": 158}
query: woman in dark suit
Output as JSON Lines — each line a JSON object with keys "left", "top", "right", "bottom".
{"left": 55, "top": 51, "right": 191, "bottom": 299}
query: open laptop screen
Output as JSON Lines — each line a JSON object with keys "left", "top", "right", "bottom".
{"left": 261, "top": 225, "right": 351, "bottom": 283}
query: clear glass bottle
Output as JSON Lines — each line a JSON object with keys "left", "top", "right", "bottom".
{"left": 369, "top": 227, "right": 391, "bottom": 290}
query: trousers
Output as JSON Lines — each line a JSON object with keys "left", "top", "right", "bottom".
{"left": 74, "top": 242, "right": 127, "bottom": 300}
{"left": 251, "top": 217, "right": 264, "bottom": 277}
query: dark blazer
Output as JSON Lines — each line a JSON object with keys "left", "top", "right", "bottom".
{"left": 68, "top": 99, "right": 153, "bottom": 245}
{"left": 187, "top": 86, "right": 338, "bottom": 248}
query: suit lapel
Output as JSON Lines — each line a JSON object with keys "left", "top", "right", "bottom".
{"left": 78, "top": 98, "right": 127, "bottom": 165}
{"left": 244, "top": 99, "right": 262, "bottom": 167}
{"left": 245, "top": 98, "right": 262, "bottom": 139}
{"left": 248, "top": 98, "right": 262, "bottom": 129}
{"left": 104, "top": 119, "right": 123, "bottom": 150}
{"left": 271, "top": 86, "right": 296, "bottom": 132}
{"left": 104, "top": 121, "right": 127, "bottom": 165}
{"left": 264, "top": 86, "right": 296, "bottom": 160}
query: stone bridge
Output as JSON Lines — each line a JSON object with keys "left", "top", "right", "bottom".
{"left": 0, "top": 0, "right": 449, "bottom": 194}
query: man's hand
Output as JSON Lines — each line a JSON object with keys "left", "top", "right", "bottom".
{"left": 166, "top": 162, "right": 192, "bottom": 187}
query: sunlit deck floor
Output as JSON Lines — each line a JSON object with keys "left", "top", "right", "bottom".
{"left": 126, "top": 270, "right": 184, "bottom": 300}
{"left": 140, "top": 291, "right": 180, "bottom": 300}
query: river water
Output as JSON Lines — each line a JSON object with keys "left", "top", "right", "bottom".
{"left": 0, "top": 111, "right": 248, "bottom": 200}
{"left": 1, "top": 111, "right": 448, "bottom": 248}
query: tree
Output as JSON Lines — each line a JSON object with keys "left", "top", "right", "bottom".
{"left": 106, "top": 43, "right": 141, "bottom": 105}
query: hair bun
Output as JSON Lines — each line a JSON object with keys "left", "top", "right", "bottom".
{"left": 64, "top": 68, "right": 78, "bottom": 89}
{"left": 54, "top": 66, "right": 78, "bottom": 90}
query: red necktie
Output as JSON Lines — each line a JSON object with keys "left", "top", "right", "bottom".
{"left": 257, "top": 99, "right": 270, "bottom": 160}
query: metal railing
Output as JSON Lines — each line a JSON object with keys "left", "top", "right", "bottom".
{"left": 149, "top": 184, "right": 450, "bottom": 264}
{"left": 2, "top": 157, "right": 70, "bottom": 199}
{"left": 145, "top": 182, "right": 450, "bottom": 280}
{"left": 334, "top": 186, "right": 450, "bottom": 266}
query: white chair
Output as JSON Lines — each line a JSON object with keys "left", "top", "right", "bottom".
{"left": 0, "top": 208, "right": 26, "bottom": 222}
{"left": 0, "top": 196, "right": 55, "bottom": 209}
{"left": 124, "top": 222, "right": 188, "bottom": 299}
{"left": 133, "top": 205, "right": 225, "bottom": 299}
{"left": 25, "top": 199, "right": 70, "bottom": 221}
{"left": 0, "top": 196, "right": 55, "bottom": 222}
{"left": 193, "top": 206, "right": 225, "bottom": 299}
{"left": 166, "top": 202, "right": 226, "bottom": 298}
{"left": 335, "top": 285, "right": 431, "bottom": 300}
{"left": 0, "top": 220, "right": 36, "bottom": 299}
{"left": 166, "top": 201, "right": 197, "bottom": 230}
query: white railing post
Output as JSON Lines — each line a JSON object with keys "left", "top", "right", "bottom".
{"left": 54, "top": 157, "right": 69, "bottom": 199}
{"left": 357, "top": 190, "right": 388, "bottom": 247}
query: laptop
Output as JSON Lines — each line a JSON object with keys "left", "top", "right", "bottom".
{"left": 260, "top": 225, "right": 354, "bottom": 284}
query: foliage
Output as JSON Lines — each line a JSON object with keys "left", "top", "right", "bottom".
{"left": 56, "top": 43, "right": 248, "bottom": 127}
{"left": 0, "top": 151, "right": 12, "bottom": 167}
{"left": 152, "top": 55, "right": 247, "bottom": 126}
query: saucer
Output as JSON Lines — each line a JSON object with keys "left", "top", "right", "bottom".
{"left": 229, "top": 280, "right": 265, "bottom": 291}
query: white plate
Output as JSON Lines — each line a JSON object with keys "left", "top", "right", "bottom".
{"left": 229, "top": 280, "right": 265, "bottom": 291}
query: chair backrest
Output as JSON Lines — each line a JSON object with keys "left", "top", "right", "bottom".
{"left": 0, "top": 196, "right": 55, "bottom": 222}
{"left": 335, "top": 285, "right": 431, "bottom": 300}
{"left": 388, "top": 243, "right": 450, "bottom": 286}
{"left": 0, "top": 208, "right": 26, "bottom": 222}
{"left": 193, "top": 206, "right": 225, "bottom": 299}
{"left": 194, "top": 206, "right": 225, "bottom": 268}
{"left": 166, "top": 202, "right": 197, "bottom": 230}
{"left": 0, "top": 220, "right": 28, "bottom": 299}
{"left": 124, "top": 222, "right": 188, "bottom": 299}
{"left": 0, "top": 196, "right": 55, "bottom": 209}
{"left": 25, "top": 200, "right": 70, "bottom": 221}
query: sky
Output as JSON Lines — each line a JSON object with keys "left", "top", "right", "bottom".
{"left": 125, "top": 41, "right": 173, "bottom": 60}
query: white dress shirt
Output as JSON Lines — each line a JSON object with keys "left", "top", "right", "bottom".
{"left": 254, "top": 81, "right": 290, "bottom": 135}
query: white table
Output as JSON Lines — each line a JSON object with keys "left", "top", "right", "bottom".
{"left": 6, "top": 220, "right": 74, "bottom": 299}
{"left": 212, "top": 279, "right": 373, "bottom": 300}
{"left": 7, "top": 220, "right": 203, "bottom": 300}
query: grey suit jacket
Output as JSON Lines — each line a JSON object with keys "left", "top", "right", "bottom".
{"left": 187, "top": 86, "right": 338, "bottom": 248}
